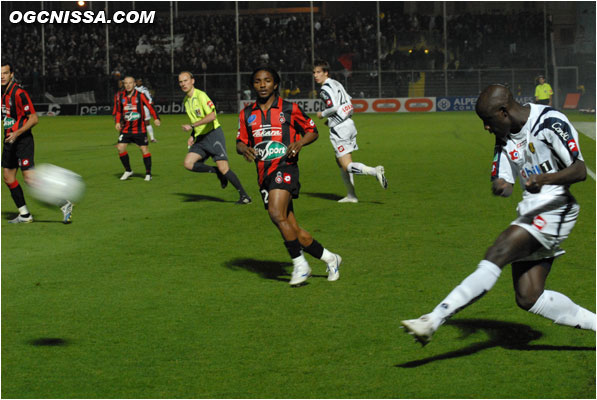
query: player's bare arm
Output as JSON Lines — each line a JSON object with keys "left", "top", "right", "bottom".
{"left": 525, "top": 159, "right": 586, "bottom": 193}
{"left": 236, "top": 141, "right": 256, "bottom": 162}
{"left": 5, "top": 113, "right": 38, "bottom": 143}
{"left": 491, "top": 178, "right": 513, "bottom": 197}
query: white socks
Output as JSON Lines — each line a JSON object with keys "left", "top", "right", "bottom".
{"left": 429, "top": 260, "right": 502, "bottom": 330}
{"left": 347, "top": 162, "right": 376, "bottom": 176}
{"left": 147, "top": 124, "right": 155, "bottom": 140}
{"left": 292, "top": 253, "right": 309, "bottom": 267}
{"left": 18, "top": 205, "right": 30, "bottom": 215}
{"left": 339, "top": 168, "right": 356, "bottom": 198}
{"left": 529, "top": 290, "right": 596, "bottom": 331}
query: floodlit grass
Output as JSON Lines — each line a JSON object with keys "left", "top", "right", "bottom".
{"left": 2, "top": 111, "right": 595, "bottom": 398}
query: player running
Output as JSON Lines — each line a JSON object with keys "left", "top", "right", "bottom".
{"left": 135, "top": 78, "right": 157, "bottom": 143}
{"left": 401, "top": 84, "right": 595, "bottom": 346}
{"left": 2, "top": 61, "right": 73, "bottom": 223}
{"left": 179, "top": 71, "right": 251, "bottom": 204}
{"left": 313, "top": 60, "right": 387, "bottom": 203}
{"left": 113, "top": 75, "right": 161, "bottom": 181}
{"left": 237, "top": 66, "right": 342, "bottom": 286}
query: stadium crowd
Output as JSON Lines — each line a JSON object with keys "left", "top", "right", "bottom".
{"left": 2, "top": 9, "right": 546, "bottom": 85}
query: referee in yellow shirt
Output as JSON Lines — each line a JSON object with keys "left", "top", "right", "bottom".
{"left": 535, "top": 75, "right": 553, "bottom": 106}
{"left": 179, "top": 71, "right": 251, "bottom": 204}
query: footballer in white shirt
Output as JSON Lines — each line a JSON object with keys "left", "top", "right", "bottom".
{"left": 313, "top": 60, "right": 387, "bottom": 203}
{"left": 136, "top": 78, "right": 157, "bottom": 142}
{"left": 401, "top": 84, "right": 595, "bottom": 346}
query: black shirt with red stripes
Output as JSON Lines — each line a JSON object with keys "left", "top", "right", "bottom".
{"left": 113, "top": 89, "right": 159, "bottom": 134}
{"left": 237, "top": 95, "right": 318, "bottom": 185}
{"left": 2, "top": 81, "right": 35, "bottom": 139}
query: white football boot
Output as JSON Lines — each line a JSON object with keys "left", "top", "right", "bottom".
{"left": 326, "top": 253, "right": 342, "bottom": 281}
{"left": 289, "top": 262, "right": 311, "bottom": 286}
{"left": 120, "top": 170, "right": 134, "bottom": 180}
{"left": 9, "top": 214, "right": 33, "bottom": 224}
{"left": 60, "top": 201, "right": 73, "bottom": 224}
{"left": 338, "top": 196, "right": 358, "bottom": 203}
{"left": 401, "top": 314, "right": 437, "bottom": 346}
{"left": 375, "top": 166, "right": 388, "bottom": 189}
{"left": 144, "top": 174, "right": 152, "bottom": 181}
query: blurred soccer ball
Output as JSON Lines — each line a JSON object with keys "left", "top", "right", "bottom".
{"left": 30, "top": 163, "right": 85, "bottom": 206}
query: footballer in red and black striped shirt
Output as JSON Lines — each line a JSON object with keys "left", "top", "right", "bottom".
{"left": 236, "top": 66, "right": 342, "bottom": 287}
{"left": 2, "top": 61, "right": 38, "bottom": 223}
{"left": 113, "top": 76, "right": 161, "bottom": 181}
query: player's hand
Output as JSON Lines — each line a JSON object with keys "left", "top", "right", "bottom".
{"left": 524, "top": 174, "right": 544, "bottom": 193}
{"left": 154, "top": 119, "right": 161, "bottom": 127}
{"left": 115, "top": 123, "right": 121, "bottom": 131}
{"left": 242, "top": 147, "right": 257, "bottom": 162}
{"left": 187, "top": 136, "right": 194, "bottom": 148}
{"left": 287, "top": 142, "right": 303, "bottom": 159}
{"left": 4, "top": 131, "right": 17, "bottom": 143}
{"left": 182, "top": 124, "right": 192, "bottom": 132}
{"left": 491, "top": 178, "right": 513, "bottom": 197}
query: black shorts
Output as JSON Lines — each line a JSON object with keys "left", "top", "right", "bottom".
{"left": 536, "top": 99, "right": 550, "bottom": 105}
{"left": 189, "top": 127, "right": 229, "bottom": 161}
{"left": 118, "top": 132, "right": 148, "bottom": 146}
{"left": 1, "top": 134, "right": 35, "bottom": 170}
{"left": 259, "top": 164, "right": 300, "bottom": 209}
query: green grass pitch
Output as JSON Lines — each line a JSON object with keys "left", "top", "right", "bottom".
{"left": 2, "top": 111, "right": 595, "bottom": 398}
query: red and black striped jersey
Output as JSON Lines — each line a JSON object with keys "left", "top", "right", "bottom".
{"left": 113, "top": 89, "right": 159, "bottom": 134}
{"left": 237, "top": 95, "right": 317, "bottom": 185}
{"left": 2, "top": 81, "right": 35, "bottom": 138}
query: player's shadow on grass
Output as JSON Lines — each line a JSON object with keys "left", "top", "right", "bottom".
{"left": 2, "top": 212, "right": 62, "bottom": 224}
{"left": 28, "top": 338, "right": 70, "bottom": 346}
{"left": 303, "top": 192, "right": 383, "bottom": 204}
{"left": 175, "top": 192, "right": 230, "bottom": 203}
{"left": 224, "top": 258, "right": 327, "bottom": 282}
{"left": 396, "top": 318, "right": 595, "bottom": 368}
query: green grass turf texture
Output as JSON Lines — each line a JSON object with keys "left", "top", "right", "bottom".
{"left": 2, "top": 111, "right": 595, "bottom": 398}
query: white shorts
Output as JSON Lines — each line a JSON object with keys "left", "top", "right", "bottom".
{"left": 329, "top": 118, "right": 358, "bottom": 158}
{"left": 511, "top": 194, "right": 579, "bottom": 261}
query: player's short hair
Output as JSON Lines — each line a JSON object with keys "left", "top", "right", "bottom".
{"left": 123, "top": 75, "right": 135, "bottom": 81}
{"left": 179, "top": 71, "right": 194, "bottom": 80}
{"left": 1, "top": 61, "right": 14, "bottom": 73}
{"left": 313, "top": 59, "right": 330, "bottom": 73}
{"left": 249, "top": 65, "right": 280, "bottom": 92}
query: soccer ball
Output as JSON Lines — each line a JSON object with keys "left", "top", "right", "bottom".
{"left": 30, "top": 163, "right": 85, "bottom": 206}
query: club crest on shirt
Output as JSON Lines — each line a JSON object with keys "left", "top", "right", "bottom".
{"left": 529, "top": 142, "right": 536, "bottom": 153}
{"left": 279, "top": 112, "right": 286, "bottom": 124}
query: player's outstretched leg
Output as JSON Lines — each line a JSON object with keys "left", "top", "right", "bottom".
{"left": 347, "top": 162, "right": 387, "bottom": 189}
{"left": 401, "top": 260, "right": 502, "bottom": 345}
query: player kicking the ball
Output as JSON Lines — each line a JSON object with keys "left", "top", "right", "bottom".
{"left": 313, "top": 60, "right": 387, "bottom": 203}
{"left": 401, "top": 84, "right": 595, "bottom": 346}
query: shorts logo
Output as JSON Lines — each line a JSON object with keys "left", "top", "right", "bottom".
{"left": 20, "top": 159, "right": 30, "bottom": 167}
{"left": 283, "top": 173, "right": 291, "bottom": 184}
{"left": 275, "top": 171, "right": 283, "bottom": 184}
{"left": 279, "top": 112, "right": 286, "bottom": 124}
{"left": 338, "top": 145, "right": 345, "bottom": 152}
{"left": 254, "top": 141, "right": 287, "bottom": 161}
{"left": 533, "top": 215, "right": 547, "bottom": 230}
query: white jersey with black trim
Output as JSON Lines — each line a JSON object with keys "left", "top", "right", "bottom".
{"left": 492, "top": 103, "right": 583, "bottom": 213}
{"left": 319, "top": 77, "right": 354, "bottom": 128}
{"left": 136, "top": 85, "right": 153, "bottom": 103}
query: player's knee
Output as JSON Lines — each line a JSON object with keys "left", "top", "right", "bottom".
{"left": 267, "top": 208, "right": 285, "bottom": 226}
{"left": 183, "top": 159, "right": 194, "bottom": 170}
{"left": 217, "top": 163, "right": 229, "bottom": 175}
{"left": 484, "top": 243, "right": 512, "bottom": 267}
{"left": 515, "top": 290, "right": 542, "bottom": 311}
